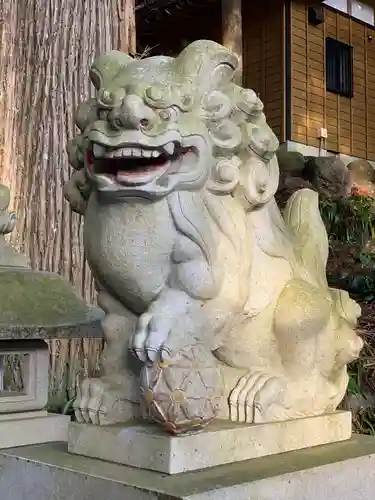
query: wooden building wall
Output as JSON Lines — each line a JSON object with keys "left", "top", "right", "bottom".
{"left": 290, "top": 2, "right": 375, "bottom": 160}
{"left": 242, "top": 0, "right": 285, "bottom": 141}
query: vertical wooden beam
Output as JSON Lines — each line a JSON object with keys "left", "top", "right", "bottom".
{"left": 222, "top": 0, "right": 243, "bottom": 83}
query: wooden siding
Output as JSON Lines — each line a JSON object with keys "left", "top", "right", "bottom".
{"left": 290, "top": 2, "right": 375, "bottom": 160}
{"left": 243, "top": 0, "right": 285, "bottom": 141}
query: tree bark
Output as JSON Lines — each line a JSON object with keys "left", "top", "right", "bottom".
{"left": 222, "top": 0, "right": 243, "bottom": 84}
{"left": 113, "top": 0, "right": 136, "bottom": 54}
{"left": 0, "top": 0, "right": 136, "bottom": 410}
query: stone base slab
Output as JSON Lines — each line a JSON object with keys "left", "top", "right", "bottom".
{"left": 0, "top": 411, "right": 70, "bottom": 449}
{"left": 68, "top": 411, "right": 351, "bottom": 474}
{"left": 2, "top": 435, "right": 375, "bottom": 499}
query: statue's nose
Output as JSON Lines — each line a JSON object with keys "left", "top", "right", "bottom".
{"left": 109, "top": 95, "right": 155, "bottom": 131}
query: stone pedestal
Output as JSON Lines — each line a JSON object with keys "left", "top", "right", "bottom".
{"left": 0, "top": 411, "right": 70, "bottom": 449}
{"left": 68, "top": 411, "right": 351, "bottom": 474}
{"left": 1, "top": 435, "right": 375, "bottom": 500}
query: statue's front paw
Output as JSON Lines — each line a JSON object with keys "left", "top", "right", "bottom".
{"left": 228, "top": 371, "right": 287, "bottom": 424}
{"left": 63, "top": 170, "right": 91, "bottom": 215}
{"left": 73, "top": 377, "right": 136, "bottom": 425}
{"left": 132, "top": 312, "right": 179, "bottom": 363}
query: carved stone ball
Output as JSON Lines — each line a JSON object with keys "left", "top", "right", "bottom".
{"left": 140, "top": 344, "right": 223, "bottom": 435}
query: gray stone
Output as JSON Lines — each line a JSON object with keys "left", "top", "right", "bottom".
{"left": 0, "top": 340, "right": 49, "bottom": 412}
{"left": 68, "top": 411, "right": 351, "bottom": 474}
{"left": 1, "top": 435, "right": 375, "bottom": 499}
{"left": 0, "top": 268, "right": 104, "bottom": 339}
{"left": 304, "top": 156, "right": 351, "bottom": 199}
{"left": 277, "top": 150, "right": 306, "bottom": 176}
{"left": 347, "top": 158, "right": 375, "bottom": 184}
{"left": 347, "top": 158, "right": 375, "bottom": 196}
{"left": 0, "top": 411, "right": 70, "bottom": 448}
{"left": 0, "top": 183, "right": 104, "bottom": 340}
{"left": 0, "top": 307, "right": 103, "bottom": 340}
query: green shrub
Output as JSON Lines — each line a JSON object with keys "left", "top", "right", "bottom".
{"left": 320, "top": 194, "right": 375, "bottom": 246}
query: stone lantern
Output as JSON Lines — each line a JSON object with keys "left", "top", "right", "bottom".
{"left": 0, "top": 184, "right": 103, "bottom": 448}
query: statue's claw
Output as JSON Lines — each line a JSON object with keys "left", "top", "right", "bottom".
{"left": 132, "top": 313, "right": 151, "bottom": 362}
{"left": 73, "top": 378, "right": 135, "bottom": 425}
{"left": 132, "top": 312, "right": 174, "bottom": 363}
{"left": 229, "top": 371, "right": 286, "bottom": 423}
{"left": 74, "top": 378, "right": 91, "bottom": 423}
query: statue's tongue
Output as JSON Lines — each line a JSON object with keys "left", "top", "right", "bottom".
{"left": 116, "top": 165, "right": 164, "bottom": 185}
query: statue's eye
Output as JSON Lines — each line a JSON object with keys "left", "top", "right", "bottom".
{"left": 98, "top": 109, "right": 109, "bottom": 120}
{"left": 159, "top": 107, "right": 178, "bottom": 122}
{"left": 145, "top": 85, "right": 164, "bottom": 103}
{"left": 112, "top": 118, "right": 123, "bottom": 129}
{"left": 159, "top": 110, "right": 171, "bottom": 121}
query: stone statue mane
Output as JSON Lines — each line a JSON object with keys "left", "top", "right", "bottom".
{"left": 64, "top": 40, "right": 363, "bottom": 434}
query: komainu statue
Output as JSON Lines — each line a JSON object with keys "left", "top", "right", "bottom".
{"left": 64, "top": 40, "right": 363, "bottom": 434}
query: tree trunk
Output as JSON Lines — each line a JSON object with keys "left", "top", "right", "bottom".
{"left": 112, "top": 0, "right": 136, "bottom": 53}
{"left": 222, "top": 0, "right": 243, "bottom": 84}
{"left": 0, "top": 0, "right": 136, "bottom": 410}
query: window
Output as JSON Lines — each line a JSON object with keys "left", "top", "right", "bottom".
{"left": 326, "top": 38, "right": 353, "bottom": 97}
{"left": 350, "top": 0, "right": 374, "bottom": 25}
{"left": 323, "top": 0, "right": 348, "bottom": 15}
{"left": 323, "top": 0, "right": 375, "bottom": 25}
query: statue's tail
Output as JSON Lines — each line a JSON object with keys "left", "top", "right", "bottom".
{"left": 283, "top": 188, "right": 329, "bottom": 289}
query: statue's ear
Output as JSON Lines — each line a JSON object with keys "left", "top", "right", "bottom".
{"left": 89, "top": 51, "right": 134, "bottom": 90}
{"left": 174, "top": 40, "right": 238, "bottom": 91}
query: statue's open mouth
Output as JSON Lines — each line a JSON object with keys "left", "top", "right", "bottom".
{"left": 87, "top": 141, "right": 191, "bottom": 186}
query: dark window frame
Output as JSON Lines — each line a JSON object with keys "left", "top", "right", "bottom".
{"left": 325, "top": 37, "right": 354, "bottom": 98}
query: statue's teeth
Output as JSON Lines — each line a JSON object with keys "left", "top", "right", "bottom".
{"left": 113, "top": 149, "right": 124, "bottom": 158}
{"left": 102, "top": 147, "right": 162, "bottom": 158}
{"left": 93, "top": 144, "right": 106, "bottom": 158}
{"left": 163, "top": 142, "right": 175, "bottom": 156}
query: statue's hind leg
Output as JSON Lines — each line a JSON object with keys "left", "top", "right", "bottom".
{"left": 74, "top": 290, "right": 141, "bottom": 425}
{"left": 215, "top": 308, "right": 288, "bottom": 423}
{"left": 216, "top": 283, "right": 340, "bottom": 424}
{"left": 224, "top": 280, "right": 345, "bottom": 424}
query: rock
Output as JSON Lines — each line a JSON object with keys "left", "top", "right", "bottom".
{"left": 347, "top": 159, "right": 375, "bottom": 184}
{"left": 276, "top": 151, "right": 310, "bottom": 207}
{"left": 304, "top": 156, "right": 351, "bottom": 200}
{"left": 347, "top": 159, "right": 375, "bottom": 196}
{"left": 276, "top": 152, "right": 351, "bottom": 204}
{"left": 277, "top": 150, "right": 306, "bottom": 176}
{"left": 276, "top": 177, "right": 314, "bottom": 208}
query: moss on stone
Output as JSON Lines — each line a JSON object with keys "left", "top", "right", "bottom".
{"left": 0, "top": 268, "right": 92, "bottom": 326}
